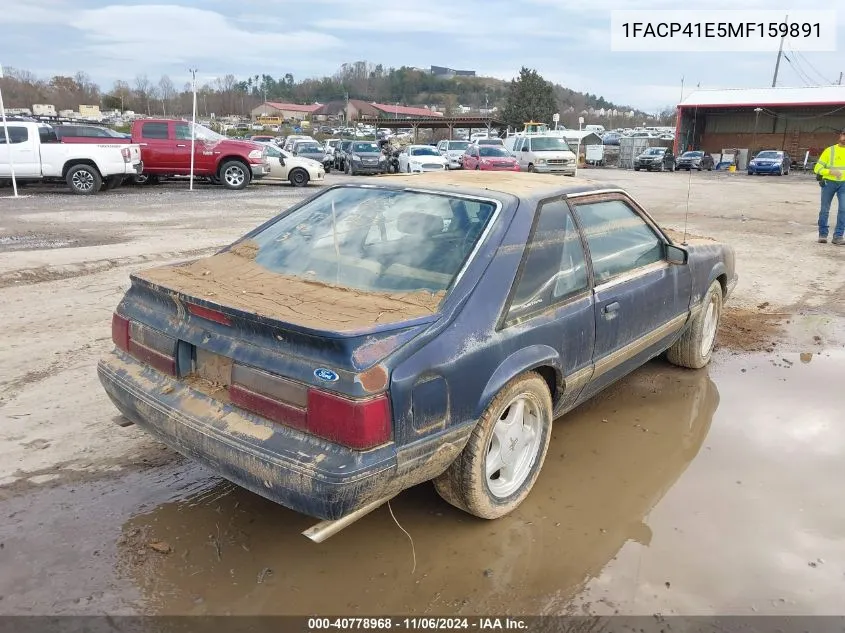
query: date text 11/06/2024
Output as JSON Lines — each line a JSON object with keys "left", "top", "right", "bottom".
{"left": 620, "top": 21, "right": 820, "bottom": 38}
{"left": 306, "top": 617, "right": 528, "bottom": 630}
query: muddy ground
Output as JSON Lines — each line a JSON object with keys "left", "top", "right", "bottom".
{"left": 0, "top": 170, "right": 843, "bottom": 616}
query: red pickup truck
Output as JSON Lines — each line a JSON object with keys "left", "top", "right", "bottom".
{"left": 129, "top": 119, "right": 270, "bottom": 189}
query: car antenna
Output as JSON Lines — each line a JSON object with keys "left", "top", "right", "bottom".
{"left": 681, "top": 105, "right": 698, "bottom": 246}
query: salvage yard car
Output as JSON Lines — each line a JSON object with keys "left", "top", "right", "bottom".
{"left": 675, "top": 150, "right": 714, "bottom": 171}
{"left": 258, "top": 142, "right": 325, "bottom": 187}
{"left": 747, "top": 150, "right": 791, "bottom": 176}
{"left": 633, "top": 147, "right": 675, "bottom": 172}
{"left": 98, "top": 171, "right": 737, "bottom": 529}
{"left": 398, "top": 145, "right": 448, "bottom": 173}
{"left": 0, "top": 121, "right": 143, "bottom": 194}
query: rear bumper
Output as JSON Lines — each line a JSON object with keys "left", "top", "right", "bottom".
{"left": 97, "top": 351, "right": 469, "bottom": 520}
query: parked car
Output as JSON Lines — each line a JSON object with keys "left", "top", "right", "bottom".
{"left": 462, "top": 145, "right": 520, "bottom": 171}
{"left": 54, "top": 124, "right": 132, "bottom": 143}
{"left": 0, "top": 121, "right": 142, "bottom": 194}
{"left": 344, "top": 141, "right": 387, "bottom": 175}
{"left": 633, "top": 147, "right": 675, "bottom": 171}
{"left": 472, "top": 138, "right": 505, "bottom": 148}
{"left": 129, "top": 119, "right": 270, "bottom": 190}
{"left": 675, "top": 151, "right": 714, "bottom": 171}
{"left": 747, "top": 150, "right": 791, "bottom": 176}
{"left": 97, "top": 170, "right": 738, "bottom": 526}
{"left": 334, "top": 140, "right": 354, "bottom": 171}
{"left": 436, "top": 139, "right": 471, "bottom": 169}
{"left": 398, "top": 145, "right": 448, "bottom": 173}
{"left": 602, "top": 132, "right": 622, "bottom": 145}
{"left": 283, "top": 135, "right": 315, "bottom": 152}
{"left": 291, "top": 140, "right": 326, "bottom": 164}
{"left": 507, "top": 135, "right": 576, "bottom": 175}
{"left": 258, "top": 143, "right": 325, "bottom": 187}
{"left": 249, "top": 135, "right": 276, "bottom": 144}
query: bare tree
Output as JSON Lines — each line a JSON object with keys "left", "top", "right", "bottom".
{"left": 110, "top": 80, "right": 132, "bottom": 112}
{"left": 134, "top": 74, "right": 152, "bottom": 115}
{"left": 158, "top": 75, "right": 176, "bottom": 116}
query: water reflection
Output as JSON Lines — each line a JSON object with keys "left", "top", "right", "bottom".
{"left": 118, "top": 361, "right": 718, "bottom": 615}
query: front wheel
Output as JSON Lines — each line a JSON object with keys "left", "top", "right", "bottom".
{"left": 289, "top": 168, "right": 309, "bottom": 187}
{"left": 219, "top": 161, "right": 250, "bottom": 190}
{"left": 527, "top": 163, "right": 535, "bottom": 172}
{"left": 433, "top": 372, "right": 553, "bottom": 519}
{"left": 666, "top": 280, "right": 723, "bottom": 369}
{"left": 66, "top": 164, "right": 102, "bottom": 195}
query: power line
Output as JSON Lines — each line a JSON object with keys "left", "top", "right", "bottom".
{"left": 786, "top": 46, "right": 823, "bottom": 85}
{"left": 794, "top": 49, "right": 834, "bottom": 84}
{"left": 782, "top": 53, "right": 814, "bottom": 86}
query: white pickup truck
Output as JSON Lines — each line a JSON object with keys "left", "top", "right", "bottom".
{"left": 0, "top": 121, "right": 143, "bottom": 194}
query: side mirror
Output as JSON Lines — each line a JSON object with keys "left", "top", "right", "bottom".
{"left": 521, "top": 146, "right": 529, "bottom": 152}
{"left": 665, "top": 243, "right": 688, "bottom": 265}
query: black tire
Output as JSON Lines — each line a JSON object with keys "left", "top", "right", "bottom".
{"left": 208, "top": 175, "right": 221, "bottom": 185}
{"left": 219, "top": 160, "right": 250, "bottom": 190}
{"left": 289, "top": 168, "right": 309, "bottom": 187}
{"left": 666, "top": 280, "right": 723, "bottom": 369}
{"left": 433, "top": 372, "right": 553, "bottom": 519}
{"left": 634, "top": 166, "right": 640, "bottom": 171}
{"left": 406, "top": 165, "right": 411, "bottom": 173}
{"left": 66, "top": 164, "right": 102, "bottom": 195}
{"left": 527, "top": 163, "right": 535, "bottom": 172}
{"left": 697, "top": 165, "right": 702, "bottom": 171}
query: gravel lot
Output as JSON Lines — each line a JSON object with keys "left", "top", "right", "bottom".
{"left": 1, "top": 169, "right": 843, "bottom": 616}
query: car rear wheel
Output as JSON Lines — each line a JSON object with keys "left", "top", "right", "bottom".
{"left": 289, "top": 168, "right": 309, "bottom": 187}
{"left": 527, "top": 163, "right": 535, "bottom": 172}
{"left": 667, "top": 280, "right": 723, "bottom": 369}
{"left": 66, "top": 164, "right": 102, "bottom": 195}
{"left": 220, "top": 161, "right": 250, "bottom": 190}
{"left": 433, "top": 372, "right": 553, "bottom": 519}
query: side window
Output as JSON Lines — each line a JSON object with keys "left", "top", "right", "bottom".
{"left": 92, "top": 128, "right": 111, "bottom": 137}
{"left": 174, "top": 123, "right": 192, "bottom": 140}
{"left": 0, "top": 126, "right": 28, "bottom": 144}
{"left": 573, "top": 198, "right": 664, "bottom": 283}
{"left": 507, "top": 199, "right": 589, "bottom": 320}
{"left": 39, "top": 127, "right": 59, "bottom": 144}
{"left": 141, "top": 122, "right": 169, "bottom": 140}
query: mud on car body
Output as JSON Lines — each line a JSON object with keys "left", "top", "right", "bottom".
{"left": 98, "top": 171, "right": 737, "bottom": 522}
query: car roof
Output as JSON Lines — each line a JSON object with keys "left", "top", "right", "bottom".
{"left": 360, "top": 170, "right": 617, "bottom": 200}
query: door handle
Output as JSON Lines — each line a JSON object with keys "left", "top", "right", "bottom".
{"left": 139, "top": 142, "right": 148, "bottom": 146}
{"left": 177, "top": 144, "right": 186, "bottom": 147}
{"left": 602, "top": 301, "right": 621, "bottom": 316}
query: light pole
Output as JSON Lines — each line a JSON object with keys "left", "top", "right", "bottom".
{"left": 189, "top": 68, "right": 198, "bottom": 191}
{"left": 575, "top": 116, "right": 584, "bottom": 176}
{"left": 752, "top": 107, "right": 762, "bottom": 158}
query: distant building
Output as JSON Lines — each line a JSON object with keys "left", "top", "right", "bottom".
{"left": 313, "top": 99, "right": 443, "bottom": 122}
{"left": 250, "top": 101, "right": 323, "bottom": 121}
{"left": 676, "top": 86, "right": 845, "bottom": 157}
{"left": 430, "top": 66, "right": 476, "bottom": 78}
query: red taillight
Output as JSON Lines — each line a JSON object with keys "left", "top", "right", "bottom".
{"left": 229, "top": 385, "right": 307, "bottom": 430}
{"left": 112, "top": 313, "right": 130, "bottom": 351}
{"left": 111, "top": 312, "right": 176, "bottom": 376}
{"left": 306, "top": 389, "right": 391, "bottom": 450}
{"left": 187, "top": 303, "right": 231, "bottom": 326}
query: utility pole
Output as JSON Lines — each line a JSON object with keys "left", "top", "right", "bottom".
{"left": 839, "top": 72, "right": 843, "bottom": 85}
{"left": 771, "top": 14, "right": 787, "bottom": 87}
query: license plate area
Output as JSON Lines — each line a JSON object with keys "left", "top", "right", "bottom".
{"left": 194, "top": 348, "right": 233, "bottom": 386}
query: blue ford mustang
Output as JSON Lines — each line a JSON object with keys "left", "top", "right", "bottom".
{"left": 98, "top": 171, "right": 737, "bottom": 522}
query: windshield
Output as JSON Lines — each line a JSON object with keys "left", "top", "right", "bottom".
{"left": 410, "top": 147, "right": 440, "bottom": 156}
{"left": 247, "top": 187, "right": 497, "bottom": 294}
{"left": 644, "top": 148, "right": 665, "bottom": 155}
{"left": 755, "top": 151, "right": 780, "bottom": 159}
{"left": 296, "top": 142, "right": 321, "bottom": 152}
{"left": 479, "top": 146, "right": 509, "bottom": 157}
{"left": 447, "top": 141, "right": 470, "bottom": 150}
{"left": 682, "top": 151, "right": 703, "bottom": 157}
{"left": 477, "top": 138, "right": 503, "bottom": 145}
{"left": 530, "top": 137, "right": 571, "bottom": 151}
{"left": 352, "top": 142, "right": 379, "bottom": 153}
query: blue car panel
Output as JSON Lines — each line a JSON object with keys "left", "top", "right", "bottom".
{"left": 97, "top": 171, "right": 737, "bottom": 522}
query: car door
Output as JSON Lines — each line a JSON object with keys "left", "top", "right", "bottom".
{"left": 499, "top": 196, "right": 596, "bottom": 416}
{"left": 569, "top": 193, "right": 692, "bottom": 398}
{"left": 172, "top": 121, "right": 197, "bottom": 172}
{"left": 0, "top": 125, "right": 40, "bottom": 177}
{"left": 515, "top": 138, "right": 529, "bottom": 169}
{"left": 137, "top": 121, "right": 173, "bottom": 172}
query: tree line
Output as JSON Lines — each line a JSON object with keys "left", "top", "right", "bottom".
{"left": 0, "top": 63, "right": 674, "bottom": 128}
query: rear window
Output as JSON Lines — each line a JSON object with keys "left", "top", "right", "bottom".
{"left": 248, "top": 186, "right": 497, "bottom": 294}
{"left": 141, "top": 122, "right": 169, "bottom": 139}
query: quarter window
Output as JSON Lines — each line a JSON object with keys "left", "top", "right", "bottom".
{"left": 507, "top": 199, "right": 589, "bottom": 320}
{"left": 141, "top": 122, "right": 169, "bottom": 140}
{"left": 573, "top": 199, "right": 663, "bottom": 283}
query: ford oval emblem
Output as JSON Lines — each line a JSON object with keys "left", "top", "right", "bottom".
{"left": 314, "top": 368, "right": 339, "bottom": 382}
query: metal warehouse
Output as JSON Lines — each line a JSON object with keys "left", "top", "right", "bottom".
{"left": 675, "top": 86, "right": 845, "bottom": 162}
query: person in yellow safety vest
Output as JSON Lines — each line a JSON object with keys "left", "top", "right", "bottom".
{"left": 813, "top": 128, "right": 845, "bottom": 244}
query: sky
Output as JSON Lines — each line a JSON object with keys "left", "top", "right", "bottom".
{"left": 1, "top": 0, "right": 843, "bottom": 112}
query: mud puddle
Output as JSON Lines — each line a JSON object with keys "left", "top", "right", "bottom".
{"left": 1, "top": 351, "right": 843, "bottom": 615}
